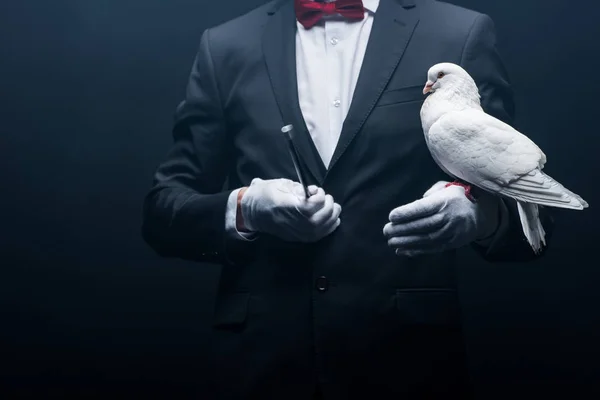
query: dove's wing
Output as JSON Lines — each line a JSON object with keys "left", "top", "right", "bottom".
{"left": 427, "top": 109, "right": 544, "bottom": 189}
{"left": 426, "top": 109, "right": 583, "bottom": 208}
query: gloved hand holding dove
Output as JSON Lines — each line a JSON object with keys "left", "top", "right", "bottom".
{"left": 385, "top": 62, "right": 588, "bottom": 256}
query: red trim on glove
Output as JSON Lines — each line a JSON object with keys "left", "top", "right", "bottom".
{"left": 236, "top": 187, "right": 250, "bottom": 232}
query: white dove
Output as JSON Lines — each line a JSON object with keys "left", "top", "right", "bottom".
{"left": 419, "top": 62, "right": 588, "bottom": 254}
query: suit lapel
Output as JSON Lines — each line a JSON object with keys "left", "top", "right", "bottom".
{"left": 263, "top": 0, "right": 327, "bottom": 184}
{"left": 326, "top": 0, "right": 420, "bottom": 175}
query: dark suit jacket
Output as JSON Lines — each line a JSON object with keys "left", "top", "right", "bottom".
{"left": 142, "top": 0, "right": 553, "bottom": 398}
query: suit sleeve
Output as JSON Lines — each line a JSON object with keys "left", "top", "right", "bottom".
{"left": 142, "top": 28, "right": 245, "bottom": 263}
{"left": 460, "top": 14, "right": 555, "bottom": 262}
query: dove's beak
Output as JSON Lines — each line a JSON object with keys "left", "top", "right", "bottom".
{"left": 423, "top": 81, "right": 434, "bottom": 95}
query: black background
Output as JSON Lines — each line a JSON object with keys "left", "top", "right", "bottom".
{"left": 2, "top": 0, "right": 599, "bottom": 398}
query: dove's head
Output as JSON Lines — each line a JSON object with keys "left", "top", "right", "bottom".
{"left": 423, "top": 63, "right": 479, "bottom": 100}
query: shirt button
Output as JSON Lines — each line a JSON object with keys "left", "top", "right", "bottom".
{"left": 330, "top": 37, "right": 339, "bottom": 45}
{"left": 316, "top": 276, "right": 329, "bottom": 292}
{"left": 333, "top": 99, "right": 341, "bottom": 107}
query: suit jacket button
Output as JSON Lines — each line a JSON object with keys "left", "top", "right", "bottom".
{"left": 316, "top": 276, "right": 328, "bottom": 292}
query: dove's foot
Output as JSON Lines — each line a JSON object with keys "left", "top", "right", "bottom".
{"left": 445, "top": 181, "right": 476, "bottom": 202}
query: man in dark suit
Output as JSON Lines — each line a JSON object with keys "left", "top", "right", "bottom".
{"left": 142, "top": 0, "right": 552, "bottom": 398}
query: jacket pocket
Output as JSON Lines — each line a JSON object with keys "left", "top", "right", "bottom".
{"left": 213, "top": 292, "right": 251, "bottom": 329}
{"left": 393, "top": 288, "right": 461, "bottom": 325}
{"left": 377, "top": 85, "right": 425, "bottom": 107}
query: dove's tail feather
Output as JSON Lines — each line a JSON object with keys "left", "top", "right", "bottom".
{"left": 500, "top": 169, "right": 588, "bottom": 210}
{"left": 516, "top": 201, "right": 546, "bottom": 254}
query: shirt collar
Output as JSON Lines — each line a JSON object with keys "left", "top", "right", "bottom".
{"left": 362, "top": 0, "right": 379, "bottom": 13}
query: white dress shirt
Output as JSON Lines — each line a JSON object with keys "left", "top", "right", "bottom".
{"left": 225, "top": 0, "right": 379, "bottom": 239}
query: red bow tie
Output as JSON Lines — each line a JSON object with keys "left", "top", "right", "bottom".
{"left": 294, "top": 0, "right": 365, "bottom": 29}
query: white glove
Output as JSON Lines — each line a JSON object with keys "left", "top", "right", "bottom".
{"left": 383, "top": 181, "right": 500, "bottom": 256}
{"left": 240, "top": 178, "right": 341, "bottom": 242}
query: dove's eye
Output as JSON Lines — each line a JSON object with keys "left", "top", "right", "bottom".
{"left": 437, "top": 72, "right": 445, "bottom": 79}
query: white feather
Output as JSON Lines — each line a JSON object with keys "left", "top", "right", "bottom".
{"left": 517, "top": 201, "right": 546, "bottom": 254}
